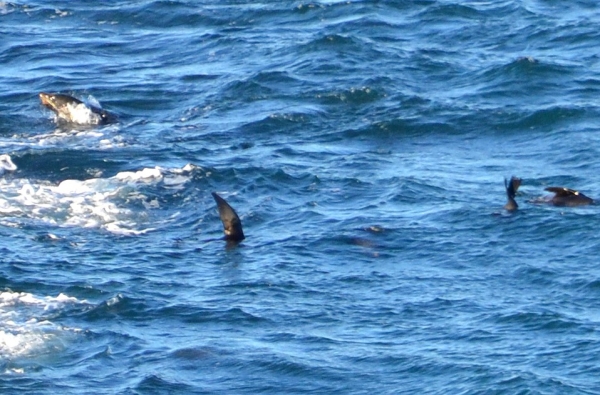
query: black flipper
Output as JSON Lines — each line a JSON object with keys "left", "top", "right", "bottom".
{"left": 504, "top": 176, "right": 521, "bottom": 211}
{"left": 212, "top": 192, "right": 245, "bottom": 242}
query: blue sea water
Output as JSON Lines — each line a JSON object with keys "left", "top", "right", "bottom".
{"left": 2, "top": 0, "right": 600, "bottom": 393}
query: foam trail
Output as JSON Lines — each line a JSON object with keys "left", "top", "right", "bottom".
{"left": 0, "top": 164, "right": 199, "bottom": 235}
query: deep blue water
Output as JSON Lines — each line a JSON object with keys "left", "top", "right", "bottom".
{"left": 2, "top": 0, "right": 600, "bottom": 393}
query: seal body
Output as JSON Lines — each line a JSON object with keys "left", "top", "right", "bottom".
{"left": 39, "top": 92, "right": 115, "bottom": 125}
{"left": 544, "top": 187, "right": 593, "bottom": 207}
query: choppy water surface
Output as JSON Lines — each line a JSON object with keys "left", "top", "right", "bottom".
{"left": 2, "top": 1, "right": 600, "bottom": 393}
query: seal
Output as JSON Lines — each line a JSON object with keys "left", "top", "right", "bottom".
{"left": 39, "top": 92, "right": 115, "bottom": 125}
{"left": 504, "top": 176, "right": 521, "bottom": 211}
{"left": 212, "top": 192, "right": 245, "bottom": 242}
{"left": 543, "top": 187, "right": 594, "bottom": 207}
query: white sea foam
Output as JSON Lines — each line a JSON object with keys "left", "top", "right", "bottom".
{"left": 29, "top": 128, "right": 126, "bottom": 150}
{"left": 0, "top": 2, "right": 15, "bottom": 15}
{"left": 0, "top": 154, "right": 16, "bottom": 175}
{"left": 64, "top": 102, "right": 103, "bottom": 125}
{"left": 85, "top": 95, "right": 102, "bottom": 109}
{"left": 0, "top": 291, "right": 86, "bottom": 359}
{"left": 0, "top": 164, "right": 198, "bottom": 235}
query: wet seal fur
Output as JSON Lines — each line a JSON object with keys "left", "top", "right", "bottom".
{"left": 212, "top": 192, "right": 245, "bottom": 243}
{"left": 504, "top": 176, "right": 522, "bottom": 211}
{"left": 39, "top": 92, "right": 116, "bottom": 125}
{"left": 543, "top": 187, "right": 594, "bottom": 207}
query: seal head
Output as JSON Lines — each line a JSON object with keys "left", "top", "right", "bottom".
{"left": 504, "top": 176, "right": 521, "bottom": 211}
{"left": 212, "top": 192, "right": 245, "bottom": 242}
{"left": 39, "top": 92, "right": 114, "bottom": 125}
{"left": 544, "top": 187, "right": 593, "bottom": 207}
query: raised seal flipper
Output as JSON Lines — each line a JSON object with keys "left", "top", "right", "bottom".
{"left": 212, "top": 192, "right": 245, "bottom": 242}
{"left": 504, "top": 176, "right": 521, "bottom": 211}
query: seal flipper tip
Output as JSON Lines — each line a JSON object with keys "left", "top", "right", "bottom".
{"left": 212, "top": 192, "right": 245, "bottom": 242}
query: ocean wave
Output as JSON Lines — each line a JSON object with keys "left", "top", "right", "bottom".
{"left": 0, "top": 291, "right": 85, "bottom": 362}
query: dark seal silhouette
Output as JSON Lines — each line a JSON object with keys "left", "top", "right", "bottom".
{"left": 504, "top": 176, "right": 522, "bottom": 211}
{"left": 212, "top": 192, "right": 245, "bottom": 242}
{"left": 544, "top": 187, "right": 593, "bottom": 207}
{"left": 39, "top": 92, "right": 115, "bottom": 125}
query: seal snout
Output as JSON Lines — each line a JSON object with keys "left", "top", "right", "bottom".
{"left": 39, "top": 92, "right": 53, "bottom": 108}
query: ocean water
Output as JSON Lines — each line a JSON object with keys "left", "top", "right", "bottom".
{"left": 2, "top": 0, "right": 600, "bottom": 393}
